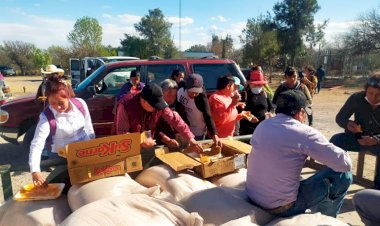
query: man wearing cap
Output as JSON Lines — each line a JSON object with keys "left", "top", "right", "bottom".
{"left": 116, "top": 70, "right": 145, "bottom": 101}
{"left": 114, "top": 83, "right": 202, "bottom": 152}
{"left": 208, "top": 75, "right": 246, "bottom": 138}
{"left": 330, "top": 74, "right": 380, "bottom": 189}
{"left": 177, "top": 73, "right": 221, "bottom": 146}
{"left": 246, "top": 90, "right": 352, "bottom": 218}
{"left": 240, "top": 70, "right": 274, "bottom": 135}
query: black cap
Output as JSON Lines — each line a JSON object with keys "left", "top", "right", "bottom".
{"left": 275, "top": 90, "right": 311, "bottom": 116}
{"left": 185, "top": 73, "right": 204, "bottom": 93}
{"left": 140, "top": 83, "right": 168, "bottom": 110}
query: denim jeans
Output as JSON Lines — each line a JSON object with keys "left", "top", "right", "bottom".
{"left": 330, "top": 132, "right": 380, "bottom": 182}
{"left": 277, "top": 167, "right": 352, "bottom": 218}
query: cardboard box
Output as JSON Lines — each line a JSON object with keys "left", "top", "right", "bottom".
{"left": 58, "top": 133, "right": 144, "bottom": 184}
{"left": 156, "top": 140, "right": 251, "bottom": 178}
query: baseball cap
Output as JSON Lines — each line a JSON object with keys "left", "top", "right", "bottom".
{"left": 140, "top": 83, "right": 168, "bottom": 110}
{"left": 275, "top": 90, "right": 311, "bottom": 116}
{"left": 233, "top": 76, "right": 244, "bottom": 91}
{"left": 186, "top": 73, "right": 204, "bottom": 93}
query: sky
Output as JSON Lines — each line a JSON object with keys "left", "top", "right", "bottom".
{"left": 0, "top": 0, "right": 379, "bottom": 52}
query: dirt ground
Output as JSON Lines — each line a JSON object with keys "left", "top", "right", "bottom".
{"left": 0, "top": 75, "right": 375, "bottom": 225}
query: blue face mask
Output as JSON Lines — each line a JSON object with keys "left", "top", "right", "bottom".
{"left": 251, "top": 87, "right": 263, "bottom": 94}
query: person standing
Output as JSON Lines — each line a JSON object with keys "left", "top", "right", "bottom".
{"left": 29, "top": 77, "right": 95, "bottom": 187}
{"left": 330, "top": 75, "right": 380, "bottom": 189}
{"left": 316, "top": 65, "right": 326, "bottom": 94}
{"left": 301, "top": 66, "right": 318, "bottom": 126}
{"left": 114, "top": 83, "right": 203, "bottom": 152}
{"left": 177, "top": 73, "right": 221, "bottom": 146}
{"left": 36, "top": 65, "right": 65, "bottom": 105}
{"left": 246, "top": 90, "right": 352, "bottom": 218}
{"left": 240, "top": 70, "right": 273, "bottom": 135}
{"left": 272, "top": 66, "right": 313, "bottom": 126}
{"left": 208, "top": 75, "right": 246, "bottom": 138}
{"left": 117, "top": 70, "right": 145, "bottom": 101}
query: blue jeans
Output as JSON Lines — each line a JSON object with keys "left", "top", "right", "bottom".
{"left": 278, "top": 167, "right": 352, "bottom": 218}
{"left": 330, "top": 132, "right": 380, "bottom": 182}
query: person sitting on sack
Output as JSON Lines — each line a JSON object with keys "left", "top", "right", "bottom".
{"left": 114, "top": 83, "right": 203, "bottom": 152}
{"left": 246, "top": 90, "right": 352, "bottom": 218}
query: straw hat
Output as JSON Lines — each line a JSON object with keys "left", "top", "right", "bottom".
{"left": 41, "top": 65, "right": 64, "bottom": 76}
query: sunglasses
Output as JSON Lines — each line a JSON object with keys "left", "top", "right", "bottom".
{"left": 367, "top": 77, "right": 380, "bottom": 88}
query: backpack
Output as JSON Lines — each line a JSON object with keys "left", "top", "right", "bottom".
{"left": 43, "top": 98, "right": 86, "bottom": 148}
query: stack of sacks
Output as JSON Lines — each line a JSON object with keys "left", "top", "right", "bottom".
{"left": 61, "top": 194, "right": 203, "bottom": 226}
{"left": 0, "top": 196, "right": 71, "bottom": 225}
{"left": 265, "top": 212, "right": 349, "bottom": 226}
{"left": 181, "top": 187, "right": 274, "bottom": 226}
{"left": 68, "top": 174, "right": 175, "bottom": 211}
{"left": 136, "top": 164, "right": 216, "bottom": 201}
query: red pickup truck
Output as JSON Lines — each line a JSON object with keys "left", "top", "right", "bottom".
{"left": 0, "top": 58, "right": 245, "bottom": 147}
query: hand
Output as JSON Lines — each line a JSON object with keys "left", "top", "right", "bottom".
{"left": 188, "top": 138, "right": 203, "bottom": 153}
{"left": 265, "top": 112, "right": 273, "bottom": 119}
{"left": 212, "top": 135, "right": 222, "bottom": 147}
{"left": 32, "top": 172, "right": 47, "bottom": 188}
{"left": 347, "top": 121, "right": 362, "bottom": 133}
{"left": 141, "top": 138, "right": 156, "bottom": 149}
{"left": 231, "top": 93, "right": 241, "bottom": 106}
{"left": 357, "top": 136, "right": 378, "bottom": 146}
{"left": 236, "top": 102, "right": 246, "bottom": 109}
{"left": 166, "top": 139, "right": 180, "bottom": 148}
{"left": 250, "top": 115, "right": 259, "bottom": 123}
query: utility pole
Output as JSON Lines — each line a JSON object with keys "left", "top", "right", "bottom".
{"left": 179, "top": 0, "right": 182, "bottom": 51}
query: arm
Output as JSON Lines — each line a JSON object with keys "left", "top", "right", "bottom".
{"left": 336, "top": 94, "right": 356, "bottom": 129}
{"left": 195, "top": 93, "right": 218, "bottom": 136}
{"left": 114, "top": 103, "right": 131, "bottom": 135}
{"left": 302, "top": 85, "right": 313, "bottom": 105}
{"left": 209, "top": 95, "right": 238, "bottom": 126}
{"left": 29, "top": 113, "right": 50, "bottom": 173}
{"left": 117, "top": 82, "right": 132, "bottom": 101}
{"left": 162, "top": 107, "right": 195, "bottom": 141}
{"left": 78, "top": 98, "right": 95, "bottom": 139}
{"left": 301, "top": 128, "right": 352, "bottom": 172}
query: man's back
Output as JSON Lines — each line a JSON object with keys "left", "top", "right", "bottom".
{"left": 246, "top": 114, "right": 352, "bottom": 209}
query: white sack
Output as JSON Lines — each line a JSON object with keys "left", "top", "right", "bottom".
{"left": 209, "top": 168, "right": 247, "bottom": 189}
{"left": 136, "top": 164, "right": 215, "bottom": 201}
{"left": 265, "top": 212, "right": 349, "bottom": 226}
{"left": 67, "top": 174, "right": 148, "bottom": 211}
{"left": 220, "top": 215, "right": 260, "bottom": 226}
{"left": 0, "top": 195, "right": 70, "bottom": 226}
{"left": 181, "top": 187, "right": 274, "bottom": 226}
{"left": 61, "top": 194, "right": 203, "bottom": 226}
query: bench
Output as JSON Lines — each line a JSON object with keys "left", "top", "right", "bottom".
{"left": 306, "top": 151, "right": 378, "bottom": 188}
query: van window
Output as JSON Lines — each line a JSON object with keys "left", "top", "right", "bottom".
{"left": 193, "top": 63, "right": 240, "bottom": 90}
{"left": 146, "top": 64, "right": 185, "bottom": 85}
{"left": 101, "top": 66, "right": 140, "bottom": 95}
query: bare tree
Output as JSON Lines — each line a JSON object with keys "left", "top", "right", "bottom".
{"left": 3, "top": 41, "right": 34, "bottom": 75}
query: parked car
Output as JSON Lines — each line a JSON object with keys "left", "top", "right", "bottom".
{"left": 0, "top": 58, "right": 245, "bottom": 146}
{"left": 0, "top": 66, "right": 16, "bottom": 76}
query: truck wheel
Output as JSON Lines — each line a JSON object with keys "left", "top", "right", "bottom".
{"left": 23, "top": 124, "right": 36, "bottom": 148}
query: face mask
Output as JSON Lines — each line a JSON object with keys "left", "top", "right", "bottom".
{"left": 365, "top": 96, "right": 380, "bottom": 106}
{"left": 251, "top": 87, "right": 263, "bottom": 94}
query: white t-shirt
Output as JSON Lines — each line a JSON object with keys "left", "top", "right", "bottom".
{"left": 29, "top": 98, "right": 95, "bottom": 172}
{"left": 177, "top": 88, "right": 206, "bottom": 137}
